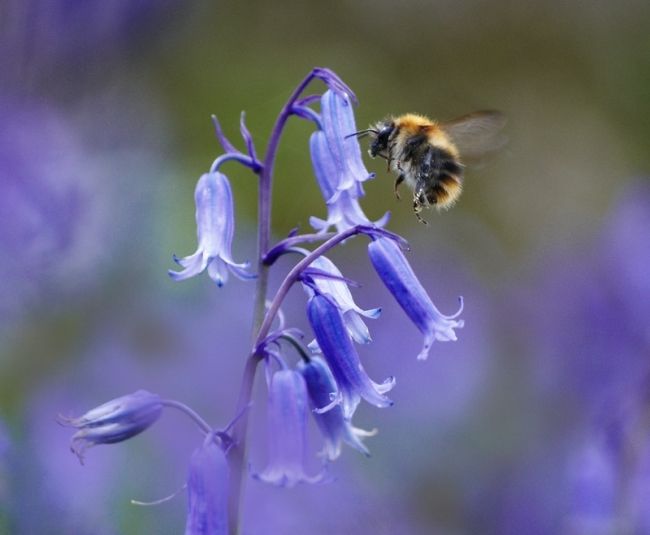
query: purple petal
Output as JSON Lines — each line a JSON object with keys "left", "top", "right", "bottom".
{"left": 185, "top": 438, "right": 229, "bottom": 535}
{"left": 307, "top": 294, "right": 394, "bottom": 418}
{"left": 368, "top": 237, "right": 464, "bottom": 360}
{"left": 253, "top": 370, "right": 327, "bottom": 487}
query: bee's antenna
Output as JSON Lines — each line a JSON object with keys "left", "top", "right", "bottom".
{"left": 344, "top": 129, "right": 378, "bottom": 139}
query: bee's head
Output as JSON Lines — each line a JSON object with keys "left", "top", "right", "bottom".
{"left": 369, "top": 122, "right": 395, "bottom": 158}
{"left": 345, "top": 121, "right": 395, "bottom": 158}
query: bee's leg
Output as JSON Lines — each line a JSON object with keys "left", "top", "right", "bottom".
{"left": 412, "top": 190, "right": 429, "bottom": 225}
{"left": 387, "top": 143, "right": 399, "bottom": 172}
{"left": 394, "top": 173, "right": 405, "bottom": 200}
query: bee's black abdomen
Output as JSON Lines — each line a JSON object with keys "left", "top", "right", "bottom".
{"left": 442, "top": 159, "right": 463, "bottom": 176}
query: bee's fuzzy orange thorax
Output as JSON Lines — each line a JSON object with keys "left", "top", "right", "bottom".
{"left": 393, "top": 114, "right": 435, "bottom": 132}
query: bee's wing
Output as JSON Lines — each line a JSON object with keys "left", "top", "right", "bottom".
{"left": 441, "top": 110, "right": 507, "bottom": 160}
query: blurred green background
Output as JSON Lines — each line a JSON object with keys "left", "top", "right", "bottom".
{"left": 2, "top": 1, "right": 650, "bottom": 533}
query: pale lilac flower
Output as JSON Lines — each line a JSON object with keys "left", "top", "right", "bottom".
{"left": 368, "top": 237, "right": 464, "bottom": 360}
{"left": 253, "top": 369, "right": 327, "bottom": 487}
{"left": 307, "top": 294, "right": 395, "bottom": 419}
{"left": 185, "top": 436, "right": 229, "bottom": 535}
{"left": 299, "top": 356, "right": 377, "bottom": 460}
{"left": 169, "top": 172, "right": 254, "bottom": 286}
{"left": 58, "top": 390, "right": 162, "bottom": 462}
{"left": 302, "top": 255, "right": 380, "bottom": 345}
{"left": 308, "top": 91, "right": 388, "bottom": 233}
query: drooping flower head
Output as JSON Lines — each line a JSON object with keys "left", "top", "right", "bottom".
{"left": 307, "top": 293, "right": 395, "bottom": 419}
{"left": 299, "top": 356, "right": 377, "bottom": 461}
{"left": 301, "top": 254, "right": 380, "bottom": 345}
{"left": 185, "top": 435, "right": 229, "bottom": 535}
{"left": 169, "top": 171, "right": 254, "bottom": 286}
{"left": 253, "top": 369, "right": 327, "bottom": 487}
{"left": 309, "top": 90, "right": 389, "bottom": 233}
{"left": 368, "top": 236, "right": 464, "bottom": 360}
{"left": 58, "top": 390, "right": 163, "bottom": 463}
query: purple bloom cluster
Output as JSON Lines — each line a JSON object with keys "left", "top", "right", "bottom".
{"left": 61, "top": 68, "right": 465, "bottom": 531}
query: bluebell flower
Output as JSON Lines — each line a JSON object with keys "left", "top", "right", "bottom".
{"left": 368, "top": 237, "right": 464, "bottom": 360}
{"left": 308, "top": 91, "right": 389, "bottom": 233}
{"left": 169, "top": 172, "right": 254, "bottom": 286}
{"left": 253, "top": 369, "right": 327, "bottom": 487}
{"left": 307, "top": 293, "right": 395, "bottom": 419}
{"left": 185, "top": 436, "right": 229, "bottom": 535}
{"left": 299, "top": 356, "right": 377, "bottom": 460}
{"left": 302, "top": 255, "right": 380, "bottom": 345}
{"left": 58, "top": 390, "right": 162, "bottom": 462}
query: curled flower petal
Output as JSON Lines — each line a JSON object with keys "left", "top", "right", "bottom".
{"left": 253, "top": 370, "right": 327, "bottom": 487}
{"left": 312, "top": 67, "right": 357, "bottom": 103}
{"left": 169, "top": 172, "right": 255, "bottom": 286}
{"left": 239, "top": 111, "right": 259, "bottom": 163}
{"left": 300, "top": 357, "right": 377, "bottom": 461}
{"left": 185, "top": 436, "right": 229, "bottom": 535}
{"left": 302, "top": 255, "right": 380, "bottom": 344}
{"left": 307, "top": 294, "right": 395, "bottom": 419}
{"left": 58, "top": 390, "right": 162, "bottom": 463}
{"left": 211, "top": 115, "right": 238, "bottom": 155}
{"left": 368, "top": 237, "right": 464, "bottom": 360}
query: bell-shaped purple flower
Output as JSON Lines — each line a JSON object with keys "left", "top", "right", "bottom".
{"left": 302, "top": 255, "right": 380, "bottom": 344}
{"left": 307, "top": 294, "right": 395, "bottom": 419}
{"left": 185, "top": 437, "right": 229, "bottom": 535}
{"left": 308, "top": 91, "right": 389, "bottom": 233}
{"left": 368, "top": 237, "right": 464, "bottom": 360}
{"left": 299, "top": 356, "right": 377, "bottom": 461}
{"left": 169, "top": 172, "right": 254, "bottom": 286}
{"left": 58, "top": 390, "right": 162, "bottom": 462}
{"left": 253, "top": 369, "right": 326, "bottom": 487}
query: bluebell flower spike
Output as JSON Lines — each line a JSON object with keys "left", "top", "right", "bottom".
{"left": 169, "top": 172, "right": 256, "bottom": 286}
{"left": 368, "top": 237, "right": 464, "bottom": 360}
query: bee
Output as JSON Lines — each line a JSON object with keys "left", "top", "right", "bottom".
{"left": 349, "top": 111, "right": 506, "bottom": 223}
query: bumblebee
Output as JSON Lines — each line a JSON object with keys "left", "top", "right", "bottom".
{"left": 351, "top": 111, "right": 506, "bottom": 223}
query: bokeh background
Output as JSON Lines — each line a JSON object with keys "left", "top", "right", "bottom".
{"left": 1, "top": 1, "right": 649, "bottom": 533}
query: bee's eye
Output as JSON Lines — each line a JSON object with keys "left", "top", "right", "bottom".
{"left": 378, "top": 126, "right": 392, "bottom": 142}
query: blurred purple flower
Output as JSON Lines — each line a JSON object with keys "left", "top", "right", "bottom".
{"left": 302, "top": 255, "right": 380, "bottom": 345}
{"left": 562, "top": 398, "right": 650, "bottom": 533}
{"left": 169, "top": 172, "right": 255, "bottom": 286}
{"left": 368, "top": 237, "right": 464, "bottom": 360}
{"left": 307, "top": 293, "right": 395, "bottom": 419}
{"left": 299, "top": 356, "right": 376, "bottom": 461}
{"left": 529, "top": 180, "right": 650, "bottom": 410}
{"left": 253, "top": 369, "right": 326, "bottom": 487}
{"left": 565, "top": 431, "right": 619, "bottom": 532}
{"left": 0, "top": 96, "right": 166, "bottom": 334}
{"left": 59, "top": 390, "right": 162, "bottom": 463}
{"left": 185, "top": 436, "right": 229, "bottom": 535}
{"left": 1, "top": 0, "right": 184, "bottom": 94}
{"left": 308, "top": 91, "right": 389, "bottom": 232}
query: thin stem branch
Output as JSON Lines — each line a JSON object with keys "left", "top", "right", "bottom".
{"left": 250, "top": 70, "right": 321, "bottom": 339}
{"left": 160, "top": 399, "right": 212, "bottom": 435}
{"left": 255, "top": 225, "right": 379, "bottom": 347}
{"left": 229, "top": 70, "right": 321, "bottom": 535}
